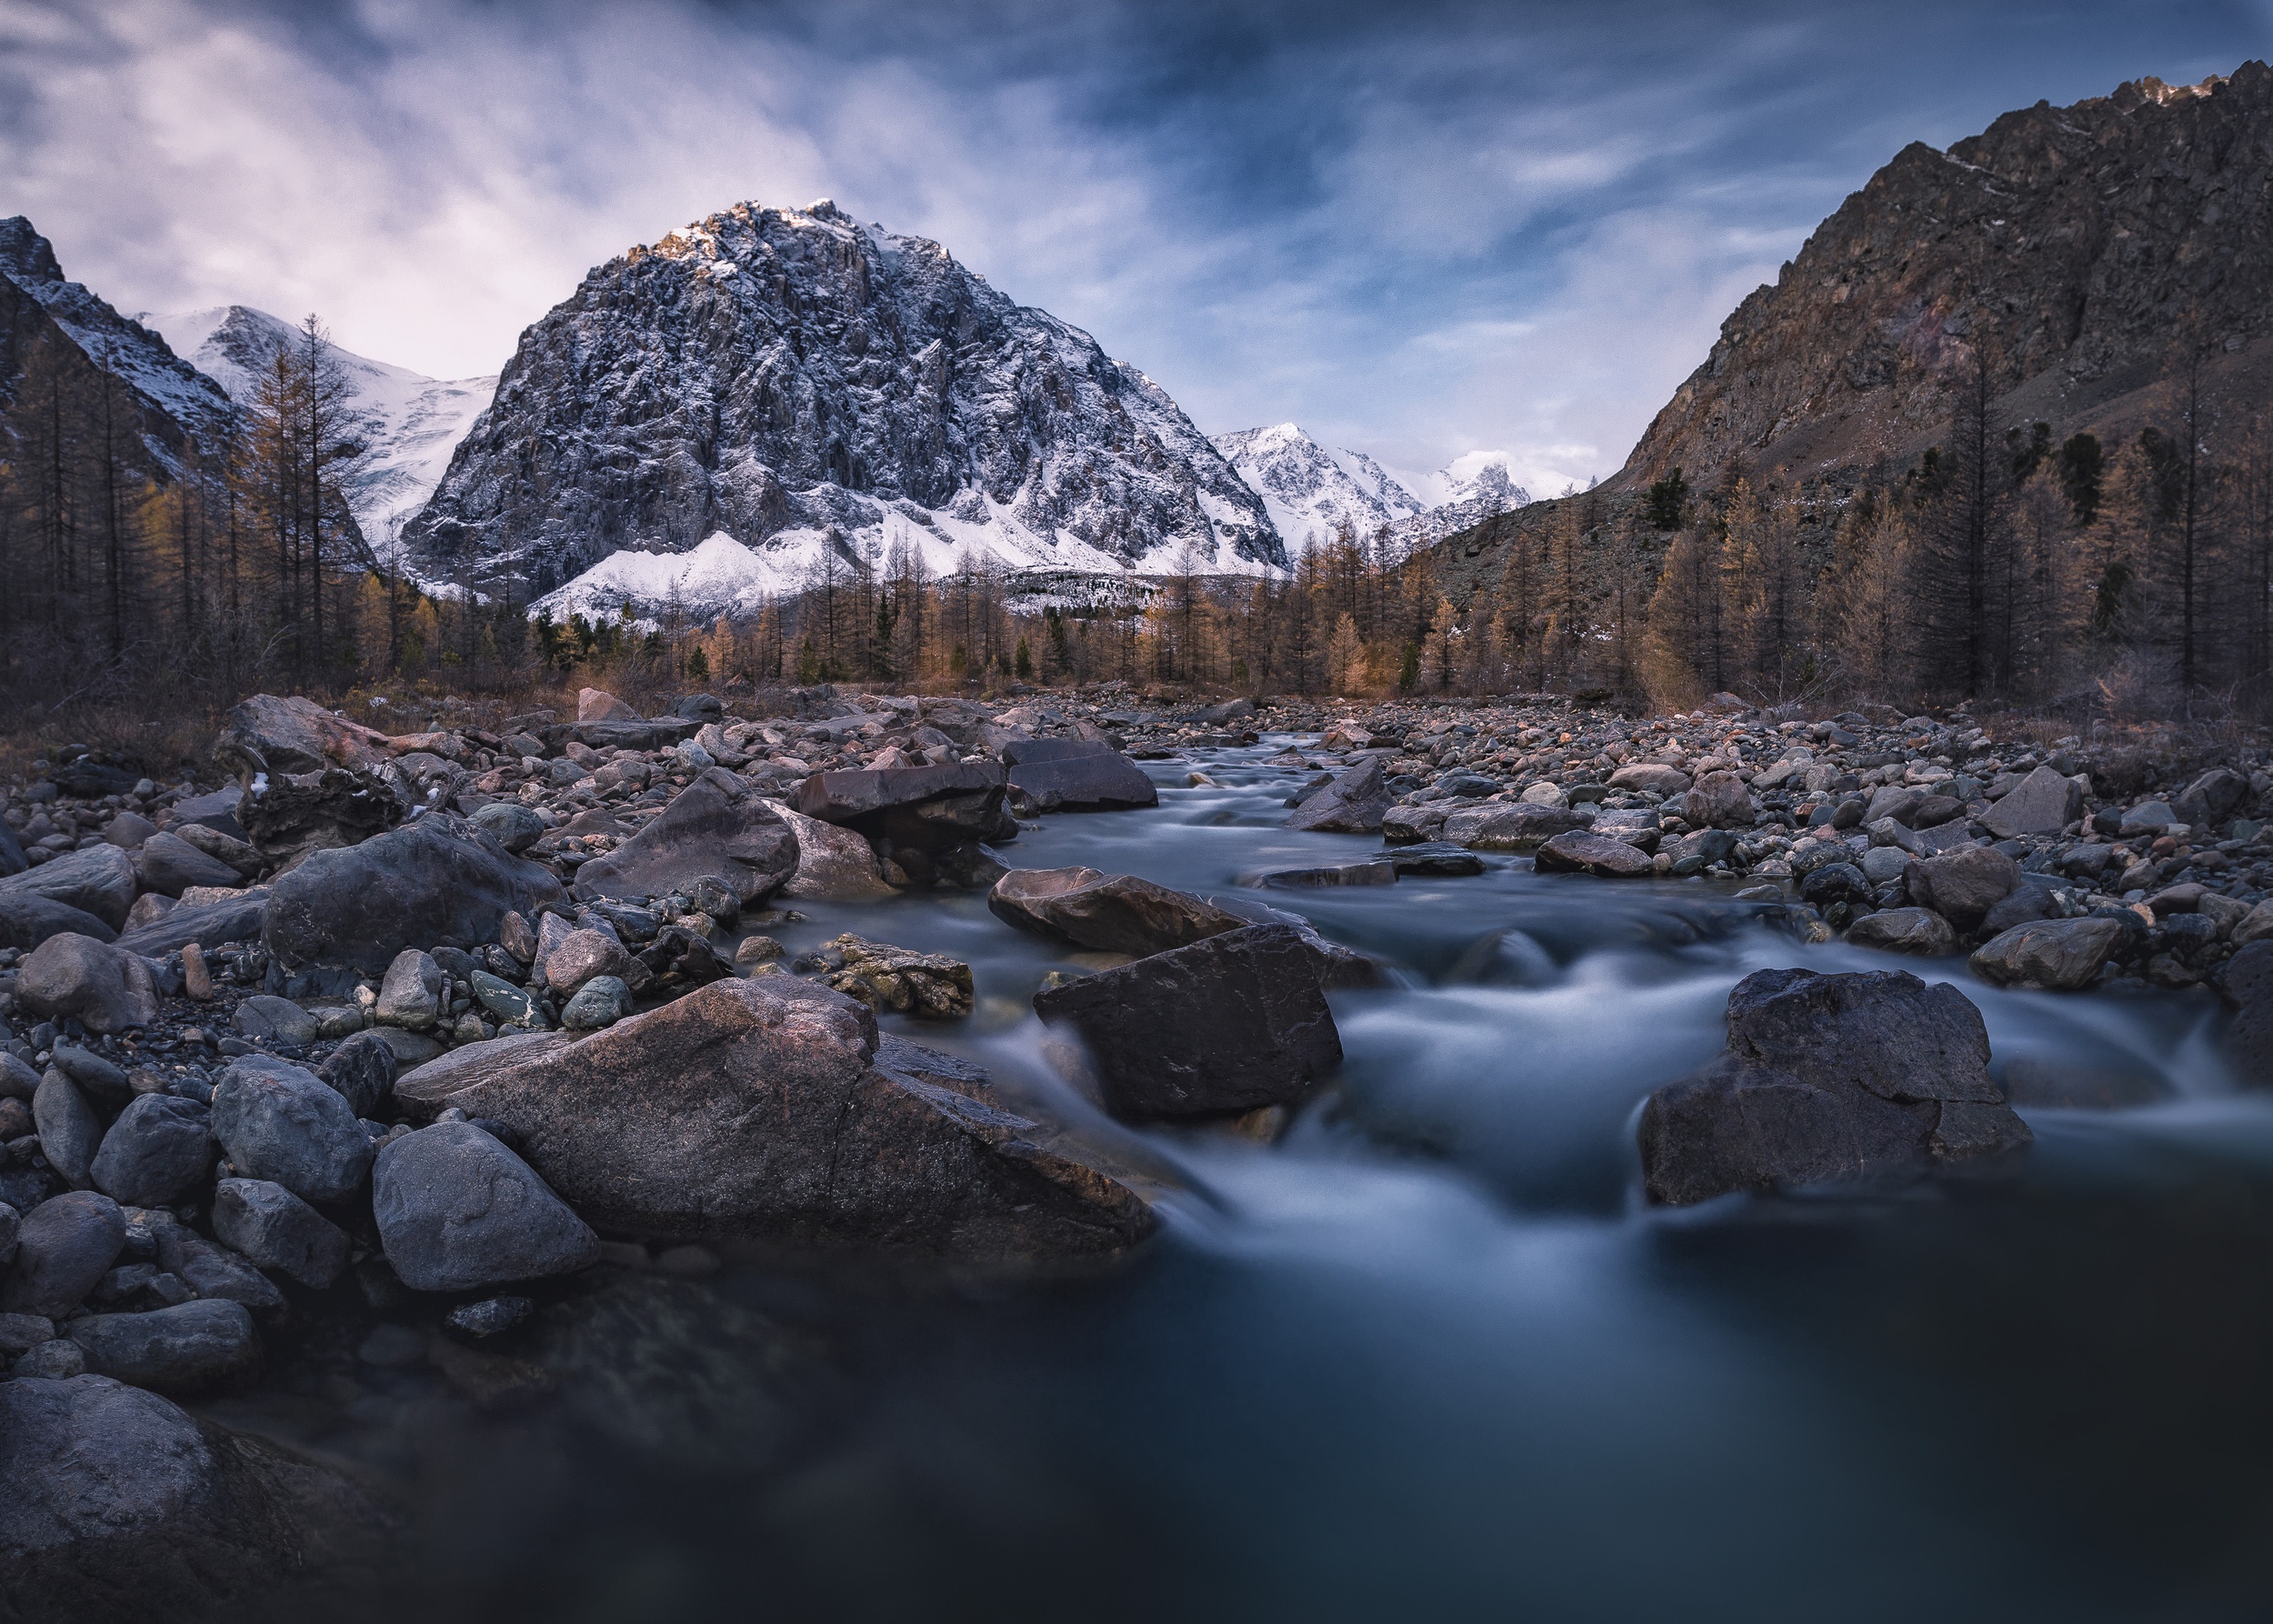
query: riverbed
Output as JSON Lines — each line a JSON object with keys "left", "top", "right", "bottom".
{"left": 205, "top": 737, "right": 2273, "bottom": 1622}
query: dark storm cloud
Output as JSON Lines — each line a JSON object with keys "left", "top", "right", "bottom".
{"left": 1, "top": 0, "right": 2268, "bottom": 489}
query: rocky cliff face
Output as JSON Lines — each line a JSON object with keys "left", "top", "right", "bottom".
{"left": 400, "top": 199, "right": 1283, "bottom": 613}
{"left": 146, "top": 306, "right": 498, "bottom": 556}
{"left": 0, "top": 217, "right": 237, "bottom": 476}
{"left": 1617, "top": 64, "right": 2273, "bottom": 489}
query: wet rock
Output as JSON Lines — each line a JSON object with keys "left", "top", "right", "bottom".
{"left": 375, "top": 948, "right": 446, "bottom": 1029}
{"left": 1385, "top": 842, "right": 1488, "bottom": 877}
{"left": 471, "top": 800, "right": 546, "bottom": 854}
{"left": 545, "top": 928, "right": 633, "bottom": 996}
{"left": 0, "top": 893, "right": 118, "bottom": 952}
{"left": 16, "top": 933, "right": 161, "bottom": 1034}
{"left": 1380, "top": 805, "right": 1447, "bottom": 845}
{"left": 561, "top": 975, "right": 634, "bottom": 1029}
{"left": 0, "top": 844, "right": 138, "bottom": 931}
{"left": 1798, "top": 862, "right": 1872, "bottom": 907}
{"left": 2, "top": 1191, "right": 125, "bottom": 1317}
{"left": 212, "top": 693, "right": 391, "bottom": 777}
{"left": 987, "top": 866, "right": 1246, "bottom": 956}
{"left": 89, "top": 1097, "right": 213, "bottom": 1208}
{"left": 33, "top": 1069, "right": 103, "bottom": 1188}
{"left": 1903, "top": 845, "right": 2019, "bottom": 931}
{"left": 446, "top": 1295, "right": 533, "bottom": 1337}
{"left": 1533, "top": 830, "right": 1654, "bottom": 877}
{"left": 1033, "top": 923, "right": 1341, "bottom": 1119}
{"left": 1282, "top": 757, "right": 1392, "bottom": 834}
{"left": 374, "top": 1121, "right": 599, "bottom": 1293}
{"left": 575, "top": 767, "right": 797, "bottom": 907}
{"left": 1638, "top": 967, "right": 2028, "bottom": 1204}
{"left": 807, "top": 935, "right": 974, "bottom": 1018}
{"left": 1684, "top": 771, "right": 1756, "bottom": 828}
{"left": 1844, "top": 907, "right": 1958, "bottom": 956}
{"left": 210, "top": 1057, "right": 373, "bottom": 1204}
{"left": 1969, "top": 917, "right": 2127, "bottom": 991}
{"left": 211, "top": 1178, "right": 351, "bottom": 1288}
{"left": 1241, "top": 858, "right": 1397, "bottom": 887}
{"left": 1607, "top": 763, "right": 1691, "bottom": 797}
{"left": 1440, "top": 803, "right": 1593, "bottom": 851}
{"left": 69, "top": 1299, "right": 259, "bottom": 1391}
{"left": 1002, "top": 739, "right": 1160, "bottom": 814}
{"left": 790, "top": 761, "right": 1018, "bottom": 886}
{"left": 436, "top": 977, "right": 1156, "bottom": 1258}
{"left": 264, "top": 813, "right": 566, "bottom": 975}
{"left": 318, "top": 1029, "right": 399, "bottom": 1118}
{"left": 1980, "top": 883, "right": 2060, "bottom": 936}
{"left": 766, "top": 798, "right": 892, "bottom": 901}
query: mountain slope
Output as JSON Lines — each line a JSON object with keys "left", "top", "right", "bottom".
{"left": 145, "top": 306, "right": 497, "bottom": 556}
{"left": 400, "top": 198, "right": 1283, "bottom": 614}
{"left": 0, "top": 216, "right": 237, "bottom": 476}
{"left": 1617, "top": 63, "right": 2273, "bottom": 490}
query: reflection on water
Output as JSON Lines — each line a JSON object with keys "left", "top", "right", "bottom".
{"left": 227, "top": 738, "right": 2273, "bottom": 1622}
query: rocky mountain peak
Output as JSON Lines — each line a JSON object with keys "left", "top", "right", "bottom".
{"left": 1614, "top": 61, "right": 2273, "bottom": 490}
{"left": 401, "top": 197, "right": 1281, "bottom": 615}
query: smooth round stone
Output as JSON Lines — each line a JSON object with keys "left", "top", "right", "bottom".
{"left": 561, "top": 976, "right": 634, "bottom": 1031}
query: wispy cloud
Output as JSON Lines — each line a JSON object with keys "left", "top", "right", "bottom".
{"left": 1, "top": 0, "right": 2267, "bottom": 485}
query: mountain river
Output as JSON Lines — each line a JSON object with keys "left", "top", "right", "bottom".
{"left": 207, "top": 737, "right": 2273, "bottom": 1622}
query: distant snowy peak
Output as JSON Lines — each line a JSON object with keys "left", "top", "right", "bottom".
{"left": 0, "top": 216, "right": 237, "bottom": 469}
{"left": 1211, "top": 423, "right": 1426, "bottom": 547}
{"left": 400, "top": 195, "right": 1284, "bottom": 612}
{"left": 145, "top": 306, "right": 499, "bottom": 556}
{"left": 1212, "top": 423, "right": 1530, "bottom": 553}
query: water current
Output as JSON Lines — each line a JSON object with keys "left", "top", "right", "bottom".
{"left": 220, "top": 737, "right": 2273, "bottom": 1622}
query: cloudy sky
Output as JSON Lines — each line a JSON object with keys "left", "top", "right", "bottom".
{"left": 3, "top": 0, "right": 2268, "bottom": 494}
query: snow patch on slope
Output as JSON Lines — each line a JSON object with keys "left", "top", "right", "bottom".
{"left": 1214, "top": 424, "right": 1531, "bottom": 555}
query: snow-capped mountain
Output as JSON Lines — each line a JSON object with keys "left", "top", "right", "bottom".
{"left": 145, "top": 306, "right": 498, "bottom": 557}
{"left": 1211, "top": 423, "right": 1427, "bottom": 548}
{"left": 0, "top": 216, "right": 237, "bottom": 474}
{"left": 1212, "top": 422, "right": 1531, "bottom": 556}
{"left": 400, "top": 198, "right": 1284, "bottom": 617}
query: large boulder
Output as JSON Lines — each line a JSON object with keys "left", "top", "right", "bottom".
{"left": 1683, "top": 771, "right": 1757, "bottom": 828}
{"left": 1439, "top": 802, "right": 1594, "bottom": 851}
{"left": 434, "top": 977, "right": 1156, "bottom": 1259}
{"left": 236, "top": 767, "right": 406, "bottom": 865}
{"left": 15, "top": 933, "right": 161, "bottom": 1033}
{"left": 544, "top": 929, "right": 634, "bottom": 997}
{"left": 0, "top": 892, "right": 116, "bottom": 952}
{"left": 263, "top": 813, "right": 566, "bottom": 974}
{"left": 33, "top": 1070, "right": 103, "bottom": 1188}
{"left": 763, "top": 798, "right": 893, "bottom": 900}
{"left": 1284, "top": 757, "right": 1392, "bottom": 834}
{"left": 212, "top": 1178, "right": 351, "bottom": 1289}
{"left": 0, "top": 844, "right": 137, "bottom": 931}
{"left": 210, "top": 693, "right": 390, "bottom": 778}
{"left": 69, "top": 1299, "right": 260, "bottom": 1392}
{"left": 2175, "top": 767, "right": 2250, "bottom": 830}
{"left": 988, "top": 866, "right": 1246, "bottom": 957}
{"left": 791, "top": 762, "right": 1018, "bottom": 887}
{"left": 371, "top": 1122, "right": 599, "bottom": 1293}
{"left": 392, "top": 1030, "right": 576, "bottom": 1118}
{"left": 1903, "top": 845, "right": 2019, "bottom": 931}
{"left": 1003, "top": 739, "right": 1160, "bottom": 814}
{"left": 113, "top": 891, "right": 267, "bottom": 957}
{"left": 1, "top": 1191, "right": 125, "bottom": 1317}
{"left": 1844, "top": 907, "right": 1958, "bottom": 956}
{"left": 1532, "top": 830, "right": 1654, "bottom": 877}
{"left": 132, "top": 832, "right": 240, "bottom": 898}
{"left": 577, "top": 687, "right": 638, "bottom": 722}
{"left": 0, "top": 1374, "right": 385, "bottom": 1621}
{"left": 1637, "top": 967, "right": 2030, "bottom": 1204}
{"left": 1032, "top": 923, "right": 1343, "bottom": 1119}
{"left": 209, "top": 1058, "right": 373, "bottom": 1205}
{"left": 1607, "top": 763, "right": 1692, "bottom": 797}
{"left": 1969, "top": 916, "right": 2126, "bottom": 991}
{"left": 1980, "top": 764, "right": 2085, "bottom": 838}
{"left": 89, "top": 1096, "right": 213, "bottom": 1208}
{"left": 575, "top": 767, "right": 797, "bottom": 907}
{"left": 317, "top": 1029, "right": 399, "bottom": 1118}
{"left": 806, "top": 935, "right": 974, "bottom": 1018}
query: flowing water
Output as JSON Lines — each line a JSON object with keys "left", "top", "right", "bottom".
{"left": 222, "top": 739, "right": 2273, "bottom": 1622}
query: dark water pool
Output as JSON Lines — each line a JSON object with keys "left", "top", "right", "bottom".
{"left": 208, "top": 739, "right": 2273, "bottom": 1623}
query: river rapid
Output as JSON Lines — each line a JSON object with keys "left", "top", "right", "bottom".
{"left": 218, "top": 737, "right": 2273, "bottom": 1622}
